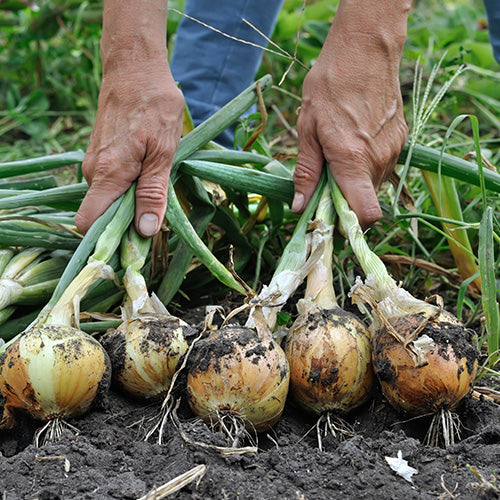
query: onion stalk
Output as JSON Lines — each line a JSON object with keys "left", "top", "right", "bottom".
{"left": 0, "top": 187, "right": 137, "bottom": 437}
{"left": 329, "top": 174, "right": 478, "bottom": 445}
{"left": 245, "top": 173, "right": 328, "bottom": 331}
{"left": 283, "top": 186, "right": 373, "bottom": 445}
{"left": 101, "top": 225, "right": 191, "bottom": 400}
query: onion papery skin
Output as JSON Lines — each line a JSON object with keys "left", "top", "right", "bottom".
{"left": 0, "top": 326, "right": 111, "bottom": 428}
{"left": 284, "top": 307, "right": 374, "bottom": 415}
{"left": 102, "top": 315, "right": 190, "bottom": 399}
{"left": 187, "top": 326, "right": 290, "bottom": 432}
{"left": 372, "top": 311, "right": 478, "bottom": 415}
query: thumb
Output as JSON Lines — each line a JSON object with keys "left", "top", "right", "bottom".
{"left": 332, "top": 165, "right": 382, "bottom": 229}
{"left": 292, "top": 135, "right": 324, "bottom": 214}
{"left": 134, "top": 151, "right": 173, "bottom": 238}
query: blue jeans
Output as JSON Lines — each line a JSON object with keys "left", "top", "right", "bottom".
{"left": 484, "top": 0, "right": 500, "bottom": 64}
{"left": 170, "top": 0, "right": 284, "bottom": 147}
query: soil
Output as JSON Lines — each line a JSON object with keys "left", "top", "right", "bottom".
{"left": 1, "top": 304, "right": 499, "bottom": 500}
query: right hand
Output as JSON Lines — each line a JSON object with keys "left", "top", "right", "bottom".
{"left": 74, "top": 59, "right": 185, "bottom": 237}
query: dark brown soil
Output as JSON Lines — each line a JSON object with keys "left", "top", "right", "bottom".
{"left": 1, "top": 307, "right": 499, "bottom": 500}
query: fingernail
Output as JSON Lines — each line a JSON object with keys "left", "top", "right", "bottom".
{"left": 138, "top": 213, "right": 159, "bottom": 237}
{"left": 291, "top": 192, "right": 305, "bottom": 213}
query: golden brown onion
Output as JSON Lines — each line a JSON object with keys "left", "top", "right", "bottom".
{"left": 0, "top": 326, "right": 111, "bottom": 428}
{"left": 102, "top": 315, "right": 190, "bottom": 399}
{"left": 285, "top": 306, "right": 373, "bottom": 415}
{"left": 372, "top": 310, "right": 478, "bottom": 415}
{"left": 187, "top": 325, "right": 289, "bottom": 431}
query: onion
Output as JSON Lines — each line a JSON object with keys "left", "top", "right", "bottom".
{"left": 101, "top": 226, "right": 190, "bottom": 399}
{"left": 102, "top": 315, "right": 189, "bottom": 399}
{"left": 283, "top": 186, "right": 373, "bottom": 418}
{"left": 0, "top": 325, "right": 110, "bottom": 429}
{"left": 370, "top": 308, "right": 478, "bottom": 415}
{"left": 0, "top": 188, "right": 135, "bottom": 436}
{"left": 285, "top": 302, "right": 373, "bottom": 416}
{"left": 330, "top": 177, "right": 479, "bottom": 431}
{"left": 187, "top": 323, "right": 289, "bottom": 432}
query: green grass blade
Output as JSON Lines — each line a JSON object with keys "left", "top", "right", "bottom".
{"left": 479, "top": 207, "right": 499, "bottom": 365}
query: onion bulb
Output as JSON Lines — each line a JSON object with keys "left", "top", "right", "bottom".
{"left": 285, "top": 301, "right": 373, "bottom": 415}
{"left": 370, "top": 308, "right": 478, "bottom": 415}
{"left": 102, "top": 315, "right": 190, "bottom": 399}
{"left": 187, "top": 324, "right": 289, "bottom": 432}
{"left": 0, "top": 325, "right": 111, "bottom": 429}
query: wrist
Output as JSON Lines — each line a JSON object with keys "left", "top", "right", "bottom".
{"left": 101, "top": 0, "right": 168, "bottom": 73}
{"left": 328, "top": 0, "right": 411, "bottom": 61}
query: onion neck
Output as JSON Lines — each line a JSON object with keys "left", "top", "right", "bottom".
{"left": 247, "top": 174, "right": 327, "bottom": 330}
{"left": 43, "top": 259, "right": 115, "bottom": 327}
{"left": 0, "top": 279, "right": 24, "bottom": 310}
{"left": 329, "top": 173, "right": 440, "bottom": 321}
{"left": 122, "top": 267, "right": 157, "bottom": 318}
{"left": 304, "top": 185, "right": 338, "bottom": 310}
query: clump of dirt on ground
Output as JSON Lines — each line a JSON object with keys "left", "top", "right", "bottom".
{"left": 1, "top": 304, "right": 499, "bottom": 500}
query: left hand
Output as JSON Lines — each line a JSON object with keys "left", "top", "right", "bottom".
{"left": 292, "top": 0, "right": 410, "bottom": 229}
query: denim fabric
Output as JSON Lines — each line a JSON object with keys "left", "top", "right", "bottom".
{"left": 484, "top": 0, "right": 500, "bottom": 64}
{"left": 170, "top": 0, "right": 284, "bottom": 147}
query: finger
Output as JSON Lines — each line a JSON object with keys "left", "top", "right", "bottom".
{"left": 134, "top": 140, "right": 177, "bottom": 237}
{"left": 332, "top": 165, "right": 382, "bottom": 229}
{"left": 75, "top": 175, "right": 132, "bottom": 235}
{"left": 293, "top": 132, "right": 324, "bottom": 214}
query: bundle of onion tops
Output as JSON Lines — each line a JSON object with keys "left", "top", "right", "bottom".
{"left": 283, "top": 185, "right": 373, "bottom": 448}
{"left": 0, "top": 187, "right": 138, "bottom": 443}
{"left": 101, "top": 225, "right": 191, "bottom": 400}
{"left": 0, "top": 247, "right": 69, "bottom": 328}
{"left": 330, "top": 175, "right": 478, "bottom": 447}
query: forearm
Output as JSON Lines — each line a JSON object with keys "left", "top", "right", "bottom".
{"left": 321, "top": 0, "right": 411, "bottom": 72}
{"left": 101, "top": 0, "right": 169, "bottom": 73}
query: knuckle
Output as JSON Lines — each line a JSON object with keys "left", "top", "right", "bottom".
{"left": 135, "top": 183, "right": 167, "bottom": 206}
{"left": 293, "top": 162, "right": 319, "bottom": 185}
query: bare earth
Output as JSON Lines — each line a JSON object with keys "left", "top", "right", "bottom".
{"left": 1, "top": 304, "right": 499, "bottom": 500}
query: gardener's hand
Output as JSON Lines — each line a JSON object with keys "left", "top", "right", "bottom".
{"left": 292, "top": 0, "right": 411, "bottom": 229}
{"left": 75, "top": 0, "right": 183, "bottom": 238}
{"left": 75, "top": 63, "right": 184, "bottom": 237}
